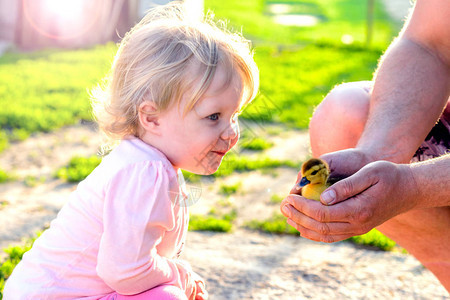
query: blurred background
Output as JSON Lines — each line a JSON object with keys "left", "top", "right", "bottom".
{"left": 0, "top": 0, "right": 408, "bottom": 152}
{"left": 0, "top": 0, "right": 203, "bottom": 50}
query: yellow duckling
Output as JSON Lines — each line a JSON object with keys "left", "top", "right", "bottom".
{"left": 298, "top": 158, "right": 330, "bottom": 201}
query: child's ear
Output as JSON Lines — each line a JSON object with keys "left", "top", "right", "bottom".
{"left": 138, "top": 101, "right": 160, "bottom": 134}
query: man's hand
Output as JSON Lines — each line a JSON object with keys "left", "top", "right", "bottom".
{"left": 281, "top": 160, "right": 420, "bottom": 242}
{"left": 320, "top": 148, "right": 376, "bottom": 181}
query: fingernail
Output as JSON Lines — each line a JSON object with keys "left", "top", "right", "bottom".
{"left": 282, "top": 205, "right": 291, "bottom": 217}
{"left": 321, "top": 189, "right": 336, "bottom": 205}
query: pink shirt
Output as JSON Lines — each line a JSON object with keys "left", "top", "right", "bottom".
{"left": 4, "top": 137, "right": 194, "bottom": 299}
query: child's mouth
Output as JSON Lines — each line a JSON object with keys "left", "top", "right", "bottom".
{"left": 211, "top": 150, "right": 227, "bottom": 156}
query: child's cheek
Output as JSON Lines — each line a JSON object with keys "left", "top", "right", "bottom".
{"left": 230, "top": 135, "right": 239, "bottom": 150}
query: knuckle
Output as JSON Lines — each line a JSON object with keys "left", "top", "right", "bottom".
{"left": 358, "top": 208, "right": 374, "bottom": 224}
{"left": 314, "top": 209, "right": 328, "bottom": 222}
{"left": 340, "top": 179, "right": 354, "bottom": 197}
{"left": 321, "top": 235, "right": 335, "bottom": 243}
{"left": 318, "top": 223, "right": 331, "bottom": 235}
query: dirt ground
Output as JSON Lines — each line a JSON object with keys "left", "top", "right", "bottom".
{"left": 0, "top": 123, "right": 448, "bottom": 299}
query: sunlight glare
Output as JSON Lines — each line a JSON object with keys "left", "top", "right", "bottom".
{"left": 43, "top": 0, "right": 86, "bottom": 20}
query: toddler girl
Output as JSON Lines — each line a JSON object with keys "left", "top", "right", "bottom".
{"left": 4, "top": 2, "right": 259, "bottom": 299}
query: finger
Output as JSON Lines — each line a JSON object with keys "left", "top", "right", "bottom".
{"left": 190, "top": 285, "right": 197, "bottom": 300}
{"left": 195, "top": 293, "right": 208, "bottom": 300}
{"left": 287, "top": 219, "right": 354, "bottom": 243}
{"left": 320, "top": 168, "right": 377, "bottom": 205}
{"left": 285, "top": 205, "right": 355, "bottom": 235}
{"left": 285, "top": 194, "right": 357, "bottom": 223}
{"left": 200, "top": 290, "right": 209, "bottom": 300}
{"left": 280, "top": 199, "right": 289, "bottom": 217}
{"left": 289, "top": 170, "right": 303, "bottom": 195}
{"left": 320, "top": 150, "right": 366, "bottom": 176}
{"left": 285, "top": 194, "right": 334, "bottom": 222}
{"left": 280, "top": 196, "right": 306, "bottom": 218}
{"left": 289, "top": 185, "right": 302, "bottom": 195}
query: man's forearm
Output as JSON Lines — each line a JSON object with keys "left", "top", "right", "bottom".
{"left": 409, "top": 154, "right": 450, "bottom": 208}
{"left": 357, "top": 37, "right": 450, "bottom": 163}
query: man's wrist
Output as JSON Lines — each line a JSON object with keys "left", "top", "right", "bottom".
{"left": 401, "top": 163, "right": 422, "bottom": 211}
{"left": 356, "top": 144, "right": 412, "bottom": 164}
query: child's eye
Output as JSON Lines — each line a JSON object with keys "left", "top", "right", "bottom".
{"left": 207, "top": 113, "right": 220, "bottom": 121}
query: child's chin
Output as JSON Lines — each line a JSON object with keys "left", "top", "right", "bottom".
{"left": 188, "top": 165, "right": 220, "bottom": 176}
{"left": 198, "top": 167, "right": 219, "bottom": 176}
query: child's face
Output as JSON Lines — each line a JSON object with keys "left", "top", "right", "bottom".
{"left": 156, "top": 67, "right": 243, "bottom": 175}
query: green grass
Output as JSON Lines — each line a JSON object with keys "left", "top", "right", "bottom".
{"left": 219, "top": 182, "right": 242, "bottom": 196}
{"left": 214, "top": 151, "right": 298, "bottom": 177}
{"left": 243, "top": 44, "right": 382, "bottom": 127}
{"left": 0, "top": 201, "right": 9, "bottom": 210}
{"left": 0, "top": 44, "right": 116, "bottom": 153}
{"left": 0, "top": 234, "right": 39, "bottom": 298}
{"left": 56, "top": 155, "right": 102, "bottom": 182}
{"left": 189, "top": 215, "right": 232, "bottom": 232}
{"left": 347, "top": 229, "right": 396, "bottom": 251}
{"left": 0, "top": 169, "right": 10, "bottom": 184}
{"left": 0, "top": 132, "right": 8, "bottom": 153}
{"left": 246, "top": 213, "right": 300, "bottom": 235}
{"left": 269, "top": 193, "right": 285, "bottom": 204}
{"left": 24, "top": 175, "right": 46, "bottom": 187}
{"left": 239, "top": 136, "right": 274, "bottom": 151}
{"left": 206, "top": 0, "right": 397, "bottom": 47}
{"left": 189, "top": 208, "right": 237, "bottom": 232}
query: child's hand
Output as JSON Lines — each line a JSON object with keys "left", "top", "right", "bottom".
{"left": 187, "top": 272, "right": 208, "bottom": 300}
{"left": 194, "top": 279, "right": 208, "bottom": 300}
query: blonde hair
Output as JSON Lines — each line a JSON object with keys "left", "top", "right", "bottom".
{"left": 91, "top": 1, "right": 259, "bottom": 144}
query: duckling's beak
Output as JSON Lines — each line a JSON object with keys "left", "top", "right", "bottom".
{"left": 298, "top": 176, "right": 310, "bottom": 187}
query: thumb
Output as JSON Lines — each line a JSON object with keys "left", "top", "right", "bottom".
{"left": 320, "top": 170, "right": 374, "bottom": 205}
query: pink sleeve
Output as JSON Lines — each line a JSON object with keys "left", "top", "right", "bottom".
{"left": 96, "top": 161, "right": 194, "bottom": 296}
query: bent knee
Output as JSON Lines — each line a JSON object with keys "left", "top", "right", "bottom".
{"left": 309, "top": 81, "right": 372, "bottom": 155}
{"left": 312, "top": 81, "right": 371, "bottom": 124}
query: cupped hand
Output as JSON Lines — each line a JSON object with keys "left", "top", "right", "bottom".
{"left": 281, "top": 160, "right": 420, "bottom": 243}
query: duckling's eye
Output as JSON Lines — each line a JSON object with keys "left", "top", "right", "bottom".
{"left": 311, "top": 170, "right": 318, "bottom": 175}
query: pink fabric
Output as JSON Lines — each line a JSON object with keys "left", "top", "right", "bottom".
{"left": 4, "top": 137, "right": 196, "bottom": 300}
{"left": 100, "top": 285, "right": 188, "bottom": 300}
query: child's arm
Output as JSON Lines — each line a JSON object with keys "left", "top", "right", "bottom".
{"left": 96, "top": 161, "right": 195, "bottom": 297}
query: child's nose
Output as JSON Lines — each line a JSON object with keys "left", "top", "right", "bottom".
{"left": 221, "top": 122, "right": 239, "bottom": 140}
